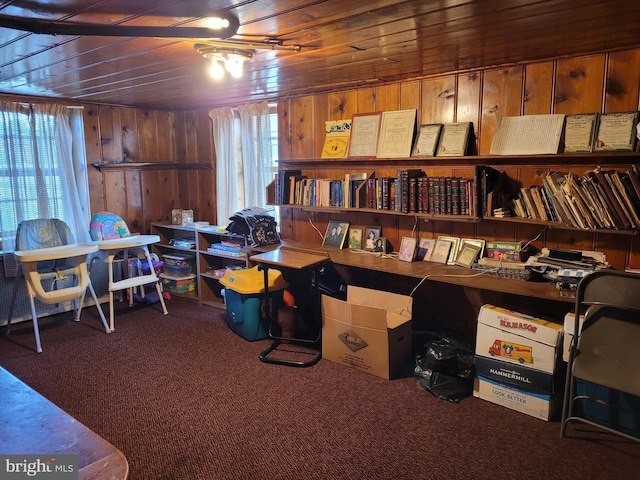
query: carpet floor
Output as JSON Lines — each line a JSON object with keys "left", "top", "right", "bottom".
{"left": 1, "top": 299, "right": 639, "bottom": 480}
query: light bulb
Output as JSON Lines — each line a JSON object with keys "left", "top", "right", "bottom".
{"left": 224, "top": 55, "right": 244, "bottom": 79}
{"left": 207, "top": 17, "right": 230, "bottom": 30}
{"left": 209, "top": 59, "right": 225, "bottom": 80}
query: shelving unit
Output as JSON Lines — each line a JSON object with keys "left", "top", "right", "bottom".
{"left": 151, "top": 223, "right": 199, "bottom": 303}
{"left": 151, "top": 223, "right": 251, "bottom": 308}
{"left": 196, "top": 226, "right": 250, "bottom": 308}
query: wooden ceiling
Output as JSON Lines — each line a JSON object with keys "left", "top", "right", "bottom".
{"left": 0, "top": 0, "right": 639, "bottom": 112}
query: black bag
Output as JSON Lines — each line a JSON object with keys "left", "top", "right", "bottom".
{"left": 414, "top": 331, "right": 475, "bottom": 402}
{"left": 227, "top": 208, "right": 280, "bottom": 247}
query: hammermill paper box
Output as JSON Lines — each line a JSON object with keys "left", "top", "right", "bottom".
{"left": 475, "top": 304, "right": 563, "bottom": 373}
{"left": 321, "top": 286, "right": 412, "bottom": 379}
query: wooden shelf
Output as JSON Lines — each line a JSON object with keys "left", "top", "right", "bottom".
{"left": 277, "top": 152, "right": 640, "bottom": 170}
{"left": 290, "top": 205, "right": 479, "bottom": 223}
{"left": 482, "top": 216, "right": 639, "bottom": 235}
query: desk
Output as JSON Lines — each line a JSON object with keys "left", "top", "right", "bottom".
{"left": 0, "top": 367, "right": 129, "bottom": 479}
{"left": 259, "top": 240, "right": 573, "bottom": 304}
{"left": 250, "top": 247, "right": 330, "bottom": 367}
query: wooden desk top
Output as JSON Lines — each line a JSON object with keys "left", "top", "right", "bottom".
{"left": 255, "top": 240, "right": 573, "bottom": 304}
{"left": 250, "top": 246, "right": 330, "bottom": 270}
{"left": 0, "top": 367, "right": 129, "bottom": 480}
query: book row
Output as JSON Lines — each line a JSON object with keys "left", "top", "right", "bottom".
{"left": 484, "top": 165, "right": 640, "bottom": 230}
{"left": 274, "top": 169, "right": 476, "bottom": 216}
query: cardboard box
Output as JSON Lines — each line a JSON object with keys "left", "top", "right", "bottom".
{"left": 473, "top": 375, "right": 562, "bottom": 421}
{"left": 321, "top": 286, "right": 412, "bottom": 380}
{"left": 474, "top": 355, "right": 564, "bottom": 395}
{"left": 562, "top": 311, "right": 585, "bottom": 362}
{"left": 476, "top": 304, "right": 563, "bottom": 373}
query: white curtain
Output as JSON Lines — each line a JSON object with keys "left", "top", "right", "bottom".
{"left": 238, "top": 102, "right": 272, "bottom": 208}
{"left": 209, "top": 101, "right": 273, "bottom": 224}
{"left": 1, "top": 102, "right": 91, "bottom": 276}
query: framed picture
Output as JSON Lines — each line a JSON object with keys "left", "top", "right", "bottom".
{"left": 322, "top": 220, "right": 349, "bottom": 248}
{"left": 364, "top": 226, "right": 381, "bottom": 251}
{"left": 594, "top": 111, "right": 639, "bottom": 151}
{"left": 373, "top": 237, "right": 387, "bottom": 253}
{"left": 348, "top": 112, "right": 382, "bottom": 158}
{"left": 437, "top": 235, "right": 461, "bottom": 265}
{"left": 348, "top": 227, "right": 363, "bottom": 249}
{"left": 430, "top": 239, "right": 452, "bottom": 264}
{"left": 455, "top": 242, "right": 482, "bottom": 268}
{"left": 398, "top": 236, "right": 417, "bottom": 262}
{"left": 376, "top": 109, "right": 417, "bottom": 158}
{"left": 436, "top": 122, "right": 471, "bottom": 156}
{"left": 412, "top": 124, "right": 442, "bottom": 157}
{"left": 460, "top": 238, "right": 486, "bottom": 259}
{"left": 563, "top": 113, "right": 598, "bottom": 153}
{"left": 416, "top": 237, "right": 436, "bottom": 261}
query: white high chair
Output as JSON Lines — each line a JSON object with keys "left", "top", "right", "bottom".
{"left": 89, "top": 212, "right": 168, "bottom": 332}
{"left": 6, "top": 218, "right": 110, "bottom": 353}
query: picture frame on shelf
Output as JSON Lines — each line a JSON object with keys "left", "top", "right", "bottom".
{"left": 436, "top": 122, "right": 471, "bottom": 156}
{"left": 416, "top": 237, "right": 436, "bottom": 261}
{"left": 348, "top": 112, "right": 382, "bottom": 158}
{"left": 376, "top": 109, "right": 417, "bottom": 158}
{"left": 348, "top": 228, "right": 363, "bottom": 250}
{"left": 460, "top": 238, "right": 486, "bottom": 259}
{"left": 412, "top": 124, "right": 442, "bottom": 157}
{"left": 563, "top": 113, "right": 598, "bottom": 153}
{"left": 373, "top": 237, "right": 387, "bottom": 253}
{"left": 455, "top": 242, "right": 482, "bottom": 268}
{"left": 398, "top": 236, "right": 417, "bottom": 262}
{"left": 322, "top": 220, "right": 349, "bottom": 248}
{"left": 437, "top": 235, "right": 461, "bottom": 265}
{"left": 429, "top": 239, "right": 453, "bottom": 264}
{"left": 594, "top": 111, "right": 639, "bottom": 152}
{"left": 364, "top": 226, "right": 381, "bottom": 251}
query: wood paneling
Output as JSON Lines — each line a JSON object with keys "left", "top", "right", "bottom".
{"left": 554, "top": 55, "right": 606, "bottom": 114}
{"left": 277, "top": 48, "right": 640, "bottom": 271}
{"left": 1, "top": 1, "right": 639, "bottom": 111}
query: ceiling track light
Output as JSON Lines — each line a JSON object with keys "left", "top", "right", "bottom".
{"left": 0, "top": 13, "right": 239, "bottom": 39}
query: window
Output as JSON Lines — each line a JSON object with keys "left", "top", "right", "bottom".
{"left": 0, "top": 111, "right": 68, "bottom": 233}
{"left": 0, "top": 103, "right": 90, "bottom": 264}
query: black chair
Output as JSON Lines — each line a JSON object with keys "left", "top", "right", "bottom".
{"left": 560, "top": 270, "right": 640, "bottom": 442}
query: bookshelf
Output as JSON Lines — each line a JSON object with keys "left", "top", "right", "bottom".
{"left": 270, "top": 152, "right": 640, "bottom": 233}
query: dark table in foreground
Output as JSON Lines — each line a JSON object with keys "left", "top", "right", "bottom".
{"left": 0, "top": 366, "right": 129, "bottom": 480}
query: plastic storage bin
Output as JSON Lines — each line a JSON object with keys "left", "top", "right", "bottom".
{"left": 163, "top": 264, "right": 193, "bottom": 277}
{"left": 220, "top": 266, "right": 288, "bottom": 341}
{"left": 576, "top": 380, "right": 640, "bottom": 437}
{"left": 162, "top": 253, "right": 193, "bottom": 267}
{"left": 161, "top": 274, "right": 196, "bottom": 294}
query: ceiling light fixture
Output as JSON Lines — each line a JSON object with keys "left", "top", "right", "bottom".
{"left": 195, "top": 44, "right": 254, "bottom": 80}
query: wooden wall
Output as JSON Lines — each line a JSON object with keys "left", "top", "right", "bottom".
{"left": 276, "top": 48, "right": 640, "bottom": 271}
{"left": 83, "top": 106, "right": 217, "bottom": 234}
{"left": 3, "top": 48, "right": 640, "bottom": 271}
